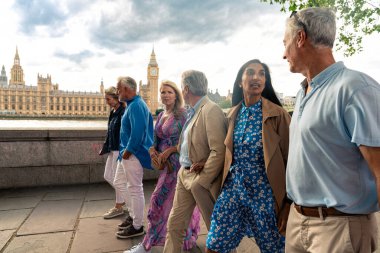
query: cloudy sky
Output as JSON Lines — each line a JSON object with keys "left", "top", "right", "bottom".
{"left": 0, "top": 0, "right": 379, "bottom": 97}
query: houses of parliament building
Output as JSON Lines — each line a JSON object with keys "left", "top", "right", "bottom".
{"left": 0, "top": 48, "right": 159, "bottom": 117}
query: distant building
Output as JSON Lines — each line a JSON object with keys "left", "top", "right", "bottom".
{"left": 139, "top": 48, "right": 159, "bottom": 115}
{"left": 0, "top": 47, "right": 108, "bottom": 116}
{"left": 283, "top": 96, "right": 297, "bottom": 107}
{"left": 282, "top": 96, "right": 296, "bottom": 113}
{"left": 9, "top": 47, "right": 25, "bottom": 86}
{"left": 208, "top": 89, "right": 232, "bottom": 109}
{"left": 208, "top": 89, "right": 224, "bottom": 104}
{"left": 226, "top": 89, "right": 232, "bottom": 101}
{"left": 0, "top": 65, "right": 7, "bottom": 87}
{"left": 276, "top": 92, "right": 284, "bottom": 104}
{"left": 0, "top": 47, "right": 160, "bottom": 117}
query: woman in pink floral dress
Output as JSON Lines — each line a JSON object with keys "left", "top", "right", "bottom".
{"left": 124, "top": 80, "right": 201, "bottom": 253}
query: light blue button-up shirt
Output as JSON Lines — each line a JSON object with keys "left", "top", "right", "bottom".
{"left": 286, "top": 62, "right": 380, "bottom": 214}
{"left": 179, "top": 96, "right": 206, "bottom": 168}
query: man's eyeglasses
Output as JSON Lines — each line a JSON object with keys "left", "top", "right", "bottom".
{"left": 290, "top": 11, "right": 307, "bottom": 37}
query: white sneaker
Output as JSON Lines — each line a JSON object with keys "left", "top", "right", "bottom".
{"left": 123, "top": 243, "right": 151, "bottom": 253}
{"left": 122, "top": 204, "right": 129, "bottom": 213}
{"left": 103, "top": 207, "right": 124, "bottom": 219}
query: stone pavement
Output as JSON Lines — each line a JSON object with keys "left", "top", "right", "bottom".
{"left": 0, "top": 181, "right": 260, "bottom": 253}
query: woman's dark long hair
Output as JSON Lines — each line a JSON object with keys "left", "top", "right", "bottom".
{"left": 231, "top": 59, "right": 282, "bottom": 107}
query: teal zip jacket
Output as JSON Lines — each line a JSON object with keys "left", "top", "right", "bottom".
{"left": 119, "top": 95, "right": 154, "bottom": 169}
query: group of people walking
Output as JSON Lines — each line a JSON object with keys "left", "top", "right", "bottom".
{"left": 99, "top": 7, "right": 380, "bottom": 253}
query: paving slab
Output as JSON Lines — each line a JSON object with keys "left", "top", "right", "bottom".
{"left": 125, "top": 238, "right": 202, "bottom": 253}
{"left": 17, "top": 199, "right": 82, "bottom": 236}
{"left": 237, "top": 237, "right": 260, "bottom": 253}
{"left": 0, "top": 196, "right": 42, "bottom": 211}
{"left": 2, "top": 231, "right": 72, "bottom": 253}
{"left": 44, "top": 184, "right": 89, "bottom": 194}
{"left": 146, "top": 245, "right": 202, "bottom": 253}
{"left": 0, "top": 230, "right": 15, "bottom": 251}
{"left": 0, "top": 209, "right": 32, "bottom": 230}
{"left": 43, "top": 190, "right": 86, "bottom": 201}
{"left": 70, "top": 216, "right": 135, "bottom": 253}
{"left": 151, "top": 246, "right": 165, "bottom": 253}
{"left": 85, "top": 184, "right": 115, "bottom": 201}
{"left": 3, "top": 187, "right": 48, "bottom": 198}
{"left": 7, "top": 183, "right": 380, "bottom": 253}
{"left": 143, "top": 181, "right": 156, "bottom": 198}
{"left": 80, "top": 199, "right": 116, "bottom": 218}
{"left": 195, "top": 235, "right": 259, "bottom": 253}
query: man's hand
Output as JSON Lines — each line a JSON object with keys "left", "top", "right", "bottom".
{"left": 122, "top": 150, "right": 132, "bottom": 160}
{"left": 277, "top": 202, "right": 290, "bottom": 236}
{"left": 190, "top": 162, "right": 205, "bottom": 174}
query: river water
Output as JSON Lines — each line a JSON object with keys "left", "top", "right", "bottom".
{"left": 0, "top": 119, "right": 108, "bottom": 130}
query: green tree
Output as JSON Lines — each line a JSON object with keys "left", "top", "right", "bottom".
{"left": 261, "top": 0, "right": 380, "bottom": 56}
{"left": 218, "top": 99, "right": 232, "bottom": 109}
{"left": 155, "top": 108, "right": 164, "bottom": 116}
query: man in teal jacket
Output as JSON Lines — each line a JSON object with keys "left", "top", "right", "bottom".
{"left": 114, "top": 76, "right": 153, "bottom": 239}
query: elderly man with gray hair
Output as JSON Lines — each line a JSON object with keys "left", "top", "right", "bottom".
{"left": 283, "top": 7, "right": 380, "bottom": 252}
{"left": 163, "top": 70, "right": 227, "bottom": 253}
{"left": 114, "top": 76, "right": 154, "bottom": 240}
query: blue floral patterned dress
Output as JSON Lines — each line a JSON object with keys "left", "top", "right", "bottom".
{"left": 206, "top": 100, "right": 285, "bottom": 253}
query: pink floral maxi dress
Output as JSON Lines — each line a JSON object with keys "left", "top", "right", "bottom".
{"left": 142, "top": 109, "right": 201, "bottom": 250}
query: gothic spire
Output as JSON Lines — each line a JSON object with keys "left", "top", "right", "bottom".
{"left": 14, "top": 46, "right": 20, "bottom": 65}
{"left": 148, "top": 46, "right": 158, "bottom": 67}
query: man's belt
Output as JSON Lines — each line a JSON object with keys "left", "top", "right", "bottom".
{"left": 294, "top": 203, "right": 364, "bottom": 218}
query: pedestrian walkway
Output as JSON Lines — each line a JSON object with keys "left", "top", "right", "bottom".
{"left": 0, "top": 181, "right": 260, "bottom": 253}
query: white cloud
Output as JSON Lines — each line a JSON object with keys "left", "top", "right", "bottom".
{"left": 0, "top": 0, "right": 379, "bottom": 97}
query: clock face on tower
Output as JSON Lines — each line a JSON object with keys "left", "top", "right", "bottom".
{"left": 150, "top": 68, "right": 157, "bottom": 76}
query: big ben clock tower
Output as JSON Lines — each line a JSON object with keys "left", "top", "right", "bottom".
{"left": 9, "top": 47, "right": 25, "bottom": 86}
{"left": 147, "top": 48, "right": 159, "bottom": 114}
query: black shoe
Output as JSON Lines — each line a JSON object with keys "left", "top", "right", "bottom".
{"left": 118, "top": 216, "right": 133, "bottom": 230}
{"left": 116, "top": 225, "right": 145, "bottom": 239}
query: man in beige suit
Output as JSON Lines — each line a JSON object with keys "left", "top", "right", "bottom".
{"left": 163, "top": 70, "right": 227, "bottom": 253}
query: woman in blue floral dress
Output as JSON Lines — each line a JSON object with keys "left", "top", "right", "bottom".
{"left": 206, "top": 59, "right": 291, "bottom": 253}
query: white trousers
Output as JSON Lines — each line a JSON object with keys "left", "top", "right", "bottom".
{"left": 103, "top": 151, "right": 124, "bottom": 204}
{"left": 114, "top": 155, "right": 145, "bottom": 229}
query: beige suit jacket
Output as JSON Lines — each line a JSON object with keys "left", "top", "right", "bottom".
{"left": 223, "top": 97, "right": 291, "bottom": 214}
{"left": 178, "top": 96, "right": 227, "bottom": 200}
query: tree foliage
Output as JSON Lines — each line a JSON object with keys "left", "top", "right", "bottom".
{"left": 155, "top": 108, "right": 164, "bottom": 116}
{"left": 218, "top": 99, "right": 232, "bottom": 109}
{"left": 260, "top": 0, "right": 380, "bottom": 56}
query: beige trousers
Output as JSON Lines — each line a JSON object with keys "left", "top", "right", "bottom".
{"left": 286, "top": 203, "right": 378, "bottom": 253}
{"left": 163, "top": 167, "right": 216, "bottom": 253}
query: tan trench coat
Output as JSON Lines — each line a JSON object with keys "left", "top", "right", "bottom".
{"left": 222, "top": 97, "right": 291, "bottom": 215}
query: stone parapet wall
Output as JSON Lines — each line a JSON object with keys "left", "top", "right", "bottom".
{"left": 0, "top": 130, "right": 159, "bottom": 189}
